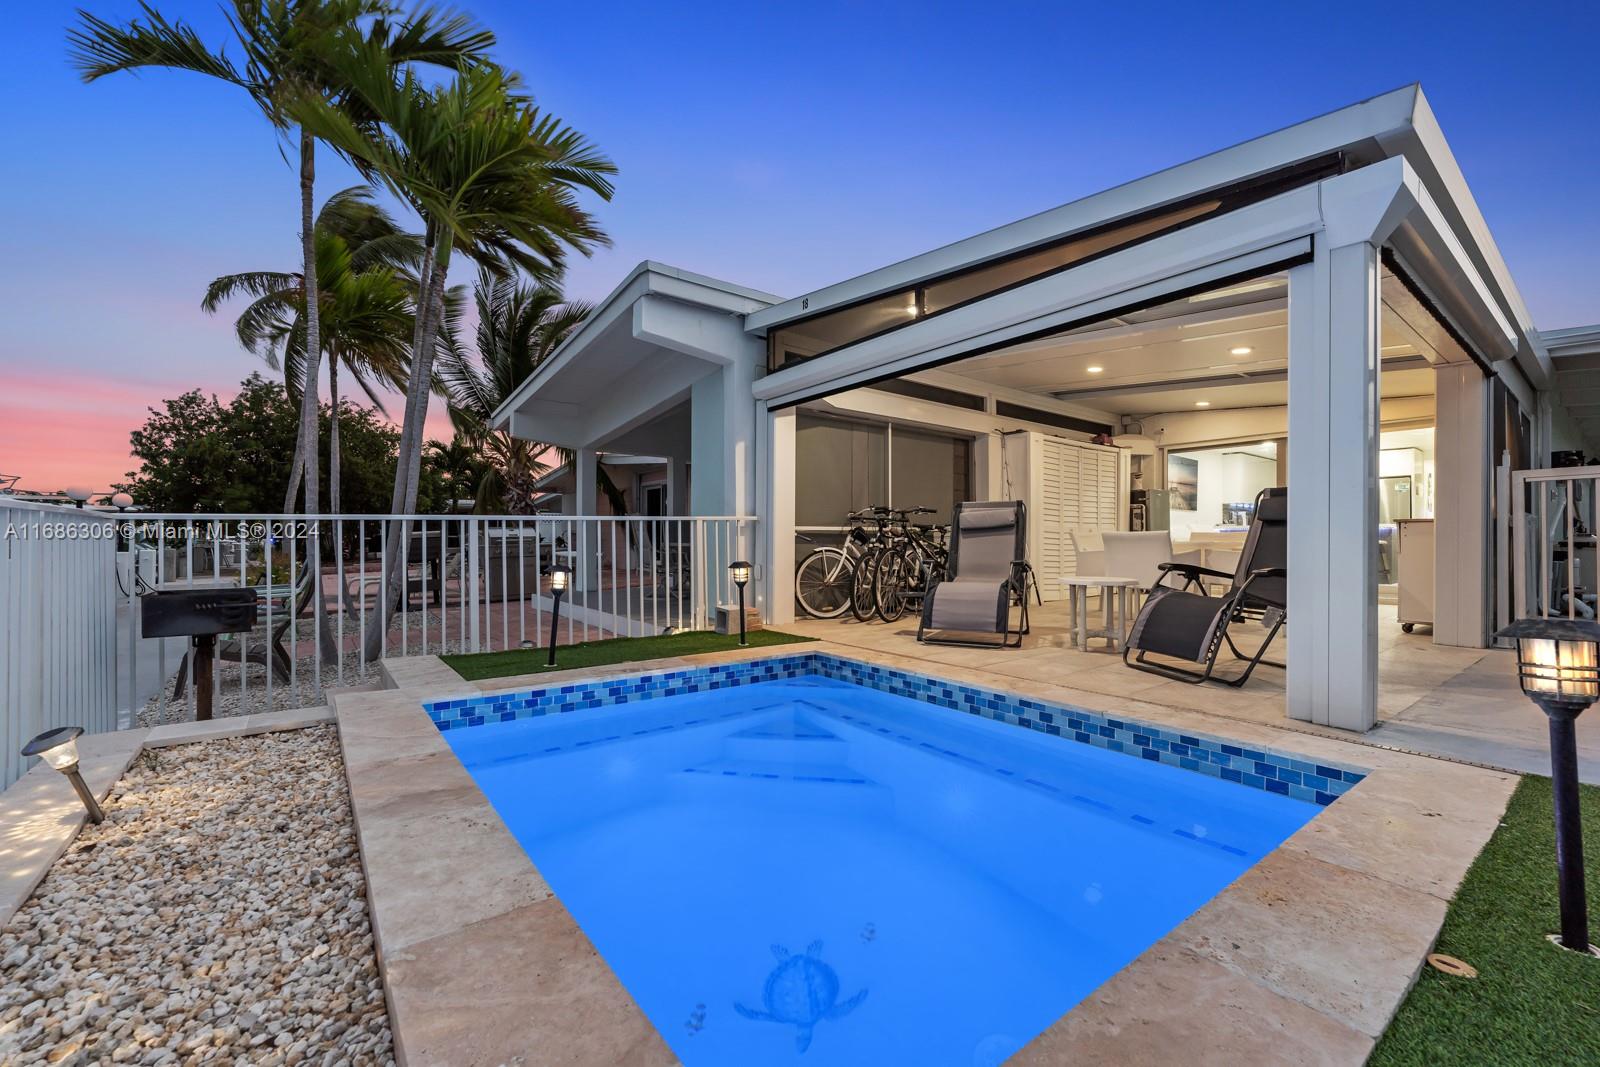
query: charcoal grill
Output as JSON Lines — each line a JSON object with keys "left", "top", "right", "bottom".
{"left": 142, "top": 584, "right": 260, "bottom": 720}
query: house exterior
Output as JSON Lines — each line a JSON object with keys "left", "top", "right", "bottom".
{"left": 491, "top": 85, "right": 1600, "bottom": 734}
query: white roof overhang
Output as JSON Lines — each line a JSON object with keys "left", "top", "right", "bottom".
{"left": 490, "top": 262, "right": 777, "bottom": 450}
{"left": 748, "top": 84, "right": 1542, "bottom": 387}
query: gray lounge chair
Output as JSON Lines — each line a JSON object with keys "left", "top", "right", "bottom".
{"left": 1123, "top": 487, "right": 1286, "bottom": 686}
{"left": 917, "top": 500, "right": 1038, "bottom": 648}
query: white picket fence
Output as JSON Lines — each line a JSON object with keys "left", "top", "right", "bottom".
{"left": 1, "top": 499, "right": 119, "bottom": 790}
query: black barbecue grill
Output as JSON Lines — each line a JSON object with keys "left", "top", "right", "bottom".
{"left": 141, "top": 585, "right": 260, "bottom": 720}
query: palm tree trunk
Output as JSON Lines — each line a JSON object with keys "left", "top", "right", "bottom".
{"left": 328, "top": 357, "right": 341, "bottom": 516}
{"left": 363, "top": 228, "right": 444, "bottom": 659}
{"left": 286, "top": 130, "right": 322, "bottom": 519}
{"left": 293, "top": 126, "right": 331, "bottom": 670}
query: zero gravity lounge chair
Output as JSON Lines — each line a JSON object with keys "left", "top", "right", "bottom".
{"left": 918, "top": 500, "right": 1039, "bottom": 648}
{"left": 1124, "top": 487, "right": 1287, "bottom": 686}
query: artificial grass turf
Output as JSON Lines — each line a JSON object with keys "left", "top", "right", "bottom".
{"left": 1370, "top": 774, "right": 1600, "bottom": 1066}
{"left": 440, "top": 628, "right": 816, "bottom": 681}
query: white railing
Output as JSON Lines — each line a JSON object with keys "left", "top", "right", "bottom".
{"left": 1510, "top": 465, "right": 1600, "bottom": 622}
{"left": 121, "top": 514, "right": 757, "bottom": 725}
{"left": 1, "top": 499, "right": 119, "bottom": 790}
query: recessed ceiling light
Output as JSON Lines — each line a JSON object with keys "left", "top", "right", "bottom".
{"left": 1086, "top": 365, "right": 1104, "bottom": 374}
{"left": 1195, "top": 400, "right": 1211, "bottom": 408}
{"left": 1230, "top": 346, "right": 1253, "bottom": 356}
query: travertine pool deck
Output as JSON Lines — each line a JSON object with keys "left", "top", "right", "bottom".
{"left": 338, "top": 641, "right": 1518, "bottom": 1065}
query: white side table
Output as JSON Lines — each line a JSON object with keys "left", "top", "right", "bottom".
{"left": 1059, "top": 576, "right": 1140, "bottom": 652}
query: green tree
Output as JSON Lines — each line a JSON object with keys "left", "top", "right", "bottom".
{"left": 422, "top": 438, "right": 486, "bottom": 510}
{"left": 202, "top": 185, "right": 420, "bottom": 514}
{"left": 118, "top": 373, "right": 422, "bottom": 516}
{"left": 293, "top": 52, "right": 615, "bottom": 654}
{"left": 71, "top": 0, "right": 492, "bottom": 518}
{"left": 438, "top": 267, "right": 591, "bottom": 512}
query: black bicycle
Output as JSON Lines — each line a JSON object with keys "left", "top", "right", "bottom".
{"left": 872, "top": 510, "right": 948, "bottom": 622}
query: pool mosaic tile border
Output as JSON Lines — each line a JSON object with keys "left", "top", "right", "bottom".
{"left": 423, "top": 653, "right": 1366, "bottom": 805}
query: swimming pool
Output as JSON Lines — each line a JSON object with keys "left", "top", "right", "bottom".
{"left": 433, "top": 655, "right": 1361, "bottom": 1066}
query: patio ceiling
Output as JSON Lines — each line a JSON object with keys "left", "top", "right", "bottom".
{"left": 922, "top": 266, "right": 1458, "bottom": 416}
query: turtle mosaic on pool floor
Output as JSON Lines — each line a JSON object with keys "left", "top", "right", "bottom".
{"left": 735, "top": 941, "right": 868, "bottom": 1053}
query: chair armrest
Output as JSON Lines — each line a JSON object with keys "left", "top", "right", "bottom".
{"left": 1157, "top": 561, "right": 1235, "bottom": 580}
{"left": 1247, "top": 566, "right": 1286, "bottom": 579}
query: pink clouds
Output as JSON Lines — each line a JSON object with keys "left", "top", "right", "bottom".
{"left": 1, "top": 365, "right": 458, "bottom": 497}
{"left": 0, "top": 368, "right": 167, "bottom": 492}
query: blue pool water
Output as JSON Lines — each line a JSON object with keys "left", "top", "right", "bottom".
{"left": 445, "top": 674, "right": 1323, "bottom": 1066}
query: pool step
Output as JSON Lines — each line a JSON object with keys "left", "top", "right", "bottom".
{"left": 723, "top": 730, "right": 846, "bottom": 764}
{"left": 675, "top": 757, "right": 889, "bottom": 813}
{"left": 682, "top": 756, "right": 874, "bottom": 786}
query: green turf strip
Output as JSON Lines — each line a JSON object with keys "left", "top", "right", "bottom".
{"left": 1371, "top": 775, "right": 1600, "bottom": 1066}
{"left": 441, "top": 628, "right": 816, "bottom": 681}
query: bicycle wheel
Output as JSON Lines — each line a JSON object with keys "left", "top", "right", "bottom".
{"left": 794, "top": 547, "right": 854, "bottom": 619}
{"left": 874, "top": 548, "right": 910, "bottom": 622}
{"left": 850, "top": 546, "right": 881, "bottom": 621}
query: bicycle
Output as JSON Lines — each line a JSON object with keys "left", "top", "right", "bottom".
{"left": 872, "top": 510, "right": 948, "bottom": 622}
{"left": 793, "top": 508, "right": 893, "bottom": 619}
{"left": 793, "top": 529, "right": 861, "bottom": 619}
{"left": 848, "top": 508, "right": 896, "bottom": 621}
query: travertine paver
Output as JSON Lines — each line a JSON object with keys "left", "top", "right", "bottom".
{"left": 1009, "top": 939, "right": 1378, "bottom": 1066}
{"left": 333, "top": 687, "right": 675, "bottom": 1066}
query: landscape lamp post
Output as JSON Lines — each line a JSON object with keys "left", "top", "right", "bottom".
{"left": 21, "top": 727, "right": 104, "bottom": 823}
{"left": 547, "top": 566, "right": 570, "bottom": 668}
{"left": 729, "top": 561, "right": 751, "bottom": 646}
{"left": 1498, "top": 616, "right": 1600, "bottom": 954}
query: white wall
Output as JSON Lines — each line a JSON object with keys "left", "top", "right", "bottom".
{"left": 1168, "top": 449, "right": 1277, "bottom": 537}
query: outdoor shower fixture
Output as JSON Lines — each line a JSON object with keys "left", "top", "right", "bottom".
{"left": 546, "top": 566, "right": 571, "bottom": 668}
{"left": 1498, "top": 616, "right": 1600, "bottom": 956}
{"left": 730, "top": 561, "right": 751, "bottom": 646}
{"left": 21, "top": 727, "right": 104, "bottom": 823}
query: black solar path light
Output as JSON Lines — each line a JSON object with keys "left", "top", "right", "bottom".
{"left": 547, "top": 565, "right": 571, "bottom": 668}
{"left": 21, "top": 726, "right": 104, "bottom": 824}
{"left": 729, "top": 561, "right": 751, "bottom": 646}
{"left": 1498, "top": 616, "right": 1600, "bottom": 955}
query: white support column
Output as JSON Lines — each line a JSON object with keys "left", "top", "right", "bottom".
{"left": 574, "top": 447, "right": 599, "bottom": 592}
{"left": 762, "top": 404, "right": 797, "bottom": 624}
{"left": 666, "top": 457, "right": 689, "bottom": 517}
{"left": 1286, "top": 241, "right": 1381, "bottom": 731}
{"left": 1433, "top": 364, "right": 1490, "bottom": 647}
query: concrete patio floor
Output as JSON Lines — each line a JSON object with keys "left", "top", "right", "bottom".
{"left": 782, "top": 601, "right": 1600, "bottom": 783}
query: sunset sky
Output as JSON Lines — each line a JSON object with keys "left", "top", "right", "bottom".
{"left": 3, "top": 0, "right": 1597, "bottom": 493}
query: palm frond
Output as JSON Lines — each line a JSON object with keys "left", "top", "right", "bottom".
{"left": 69, "top": 2, "right": 244, "bottom": 86}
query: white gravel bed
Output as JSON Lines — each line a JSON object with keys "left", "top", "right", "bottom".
{"left": 0, "top": 727, "right": 394, "bottom": 1066}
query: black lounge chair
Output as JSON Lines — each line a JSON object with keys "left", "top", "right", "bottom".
{"left": 917, "top": 500, "right": 1039, "bottom": 648}
{"left": 1123, "top": 487, "right": 1287, "bottom": 686}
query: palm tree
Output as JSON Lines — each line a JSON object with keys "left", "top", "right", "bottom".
{"left": 422, "top": 438, "right": 485, "bottom": 509}
{"left": 70, "top": 0, "right": 493, "bottom": 517}
{"left": 292, "top": 53, "right": 616, "bottom": 655}
{"left": 438, "top": 268, "right": 590, "bottom": 512}
{"left": 202, "top": 186, "right": 420, "bottom": 514}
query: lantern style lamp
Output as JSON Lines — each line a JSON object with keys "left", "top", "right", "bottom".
{"left": 21, "top": 727, "right": 104, "bottom": 823}
{"left": 1498, "top": 616, "right": 1600, "bottom": 955}
{"left": 729, "top": 561, "right": 751, "bottom": 646}
{"left": 110, "top": 492, "right": 133, "bottom": 511}
{"left": 546, "top": 565, "right": 571, "bottom": 668}
{"left": 64, "top": 487, "right": 92, "bottom": 509}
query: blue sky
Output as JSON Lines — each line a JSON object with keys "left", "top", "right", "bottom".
{"left": 3, "top": 0, "right": 1598, "bottom": 488}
